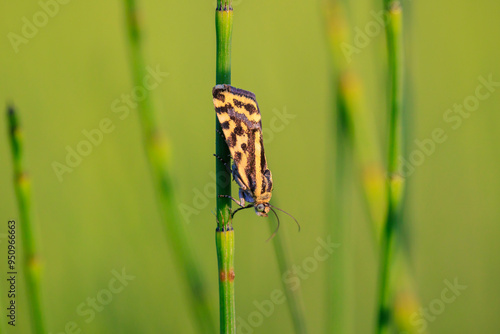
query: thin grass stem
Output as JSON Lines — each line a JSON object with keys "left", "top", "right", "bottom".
{"left": 326, "top": 75, "right": 353, "bottom": 334}
{"left": 6, "top": 105, "right": 46, "bottom": 334}
{"left": 215, "top": 1, "right": 235, "bottom": 333}
{"left": 325, "top": 2, "right": 421, "bottom": 333}
{"left": 215, "top": 226, "right": 235, "bottom": 333}
{"left": 324, "top": 2, "right": 383, "bottom": 332}
{"left": 376, "top": 2, "right": 404, "bottom": 333}
{"left": 122, "top": 1, "right": 215, "bottom": 332}
{"left": 268, "top": 200, "right": 307, "bottom": 334}
{"left": 325, "top": 0, "right": 386, "bottom": 242}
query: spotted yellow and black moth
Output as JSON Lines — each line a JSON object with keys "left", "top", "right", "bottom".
{"left": 212, "top": 84, "right": 299, "bottom": 236}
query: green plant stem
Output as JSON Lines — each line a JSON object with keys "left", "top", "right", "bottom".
{"left": 268, "top": 200, "right": 307, "bottom": 334}
{"left": 216, "top": 227, "right": 235, "bottom": 333}
{"left": 215, "top": 2, "right": 235, "bottom": 333}
{"left": 392, "top": 250, "right": 422, "bottom": 334}
{"left": 376, "top": 2, "right": 404, "bottom": 334}
{"left": 324, "top": 0, "right": 388, "bottom": 264}
{"left": 7, "top": 105, "right": 46, "bottom": 334}
{"left": 325, "top": 0, "right": 386, "bottom": 240}
{"left": 122, "top": 1, "right": 215, "bottom": 333}
{"left": 325, "top": 1, "right": 421, "bottom": 333}
{"left": 325, "top": 2, "right": 382, "bottom": 332}
{"left": 339, "top": 73, "right": 387, "bottom": 236}
{"left": 325, "top": 80, "right": 351, "bottom": 334}
{"left": 215, "top": 1, "right": 233, "bottom": 226}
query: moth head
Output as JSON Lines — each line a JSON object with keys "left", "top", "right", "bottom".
{"left": 255, "top": 203, "right": 270, "bottom": 217}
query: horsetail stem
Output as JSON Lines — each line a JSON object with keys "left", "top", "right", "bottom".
{"left": 7, "top": 105, "right": 46, "bottom": 334}
{"left": 376, "top": 2, "right": 405, "bottom": 333}
{"left": 215, "top": 1, "right": 235, "bottom": 333}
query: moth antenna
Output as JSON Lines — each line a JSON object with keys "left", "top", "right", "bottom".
{"left": 269, "top": 204, "right": 300, "bottom": 232}
{"left": 231, "top": 204, "right": 253, "bottom": 219}
{"left": 265, "top": 208, "right": 280, "bottom": 242}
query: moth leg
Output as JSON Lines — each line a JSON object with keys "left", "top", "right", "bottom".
{"left": 239, "top": 188, "right": 255, "bottom": 206}
{"left": 213, "top": 154, "right": 232, "bottom": 174}
{"left": 218, "top": 194, "right": 245, "bottom": 207}
{"left": 238, "top": 188, "right": 250, "bottom": 206}
{"left": 215, "top": 128, "right": 226, "bottom": 141}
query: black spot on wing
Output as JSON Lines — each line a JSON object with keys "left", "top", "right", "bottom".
{"left": 234, "top": 152, "right": 242, "bottom": 163}
{"left": 216, "top": 104, "right": 230, "bottom": 115}
{"left": 227, "top": 132, "right": 237, "bottom": 147}
{"left": 234, "top": 125, "right": 244, "bottom": 136}
{"left": 212, "top": 85, "right": 228, "bottom": 102}
{"left": 240, "top": 143, "right": 247, "bottom": 151}
{"left": 244, "top": 103, "right": 257, "bottom": 114}
{"left": 233, "top": 99, "right": 243, "bottom": 108}
{"left": 233, "top": 98, "right": 257, "bottom": 115}
{"left": 221, "top": 121, "right": 230, "bottom": 129}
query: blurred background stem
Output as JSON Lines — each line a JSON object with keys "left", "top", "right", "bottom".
{"left": 325, "top": 78, "right": 352, "bottom": 334}
{"left": 376, "top": 2, "right": 404, "bottom": 334}
{"left": 324, "top": 1, "right": 385, "bottom": 333}
{"left": 268, "top": 199, "right": 308, "bottom": 334}
{"left": 325, "top": 1, "right": 422, "bottom": 333}
{"left": 123, "top": 1, "right": 215, "bottom": 333}
{"left": 215, "top": 1, "right": 235, "bottom": 333}
{"left": 7, "top": 105, "right": 46, "bottom": 334}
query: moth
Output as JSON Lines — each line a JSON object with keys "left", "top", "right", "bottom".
{"left": 212, "top": 84, "right": 299, "bottom": 236}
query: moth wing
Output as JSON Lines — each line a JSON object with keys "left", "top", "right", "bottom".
{"left": 213, "top": 84, "right": 273, "bottom": 202}
{"left": 252, "top": 128, "right": 273, "bottom": 201}
{"left": 212, "top": 84, "right": 265, "bottom": 192}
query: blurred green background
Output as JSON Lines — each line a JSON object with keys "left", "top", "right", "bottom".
{"left": 1, "top": 0, "right": 499, "bottom": 333}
